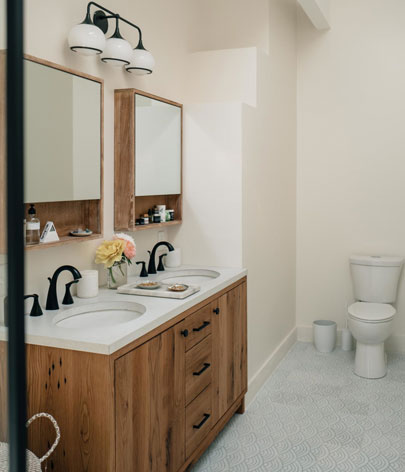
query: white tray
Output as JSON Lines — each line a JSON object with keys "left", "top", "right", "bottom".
{"left": 117, "top": 282, "right": 200, "bottom": 299}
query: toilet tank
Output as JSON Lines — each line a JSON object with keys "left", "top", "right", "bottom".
{"left": 350, "top": 255, "right": 404, "bottom": 303}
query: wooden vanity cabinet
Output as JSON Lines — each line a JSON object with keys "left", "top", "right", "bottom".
{"left": 24, "top": 278, "right": 247, "bottom": 472}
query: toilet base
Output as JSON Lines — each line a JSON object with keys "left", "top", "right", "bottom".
{"left": 354, "top": 342, "right": 387, "bottom": 379}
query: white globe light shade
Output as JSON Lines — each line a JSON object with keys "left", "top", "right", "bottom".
{"left": 100, "top": 38, "right": 133, "bottom": 67}
{"left": 125, "top": 48, "right": 155, "bottom": 75}
{"left": 68, "top": 23, "right": 106, "bottom": 56}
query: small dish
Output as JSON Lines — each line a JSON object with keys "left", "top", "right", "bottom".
{"left": 70, "top": 228, "right": 93, "bottom": 237}
{"left": 168, "top": 284, "right": 189, "bottom": 293}
{"left": 136, "top": 281, "right": 161, "bottom": 290}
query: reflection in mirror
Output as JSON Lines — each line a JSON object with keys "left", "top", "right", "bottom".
{"left": 135, "top": 94, "right": 181, "bottom": 196}
{"left": 24, "top": 59, "right": 101, "bottom": 203}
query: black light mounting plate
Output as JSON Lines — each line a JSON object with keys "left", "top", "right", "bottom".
{"left": 93, "top": 10, "right": 109, "bottom": 34}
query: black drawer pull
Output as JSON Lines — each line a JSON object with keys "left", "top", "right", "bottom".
{"left": 213, "top": 307, "right": 220, "bottom": 315}
{"left": 193, "top": 321, "right": 210, "bottom": 332}
{"left": 181, "top": 329, "right": 189, "bottom": 337}
{"left": 193, "top": 363, "right": 211, "bottom": 376}
{"left": 193, "top": 413, "right": 210, "bottom": 429}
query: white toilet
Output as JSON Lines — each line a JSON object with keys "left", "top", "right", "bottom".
{"left": 348, "top": 255, "right": 403, "bottom": 379}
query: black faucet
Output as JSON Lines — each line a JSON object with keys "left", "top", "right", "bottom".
{"left": 147, "top": 242, "right": 174, "bottom": 274}
{"left": 24, "top": 294, "right": 43, "bottom": 317}
{"left": 46, "top": 265, "right": 82, "bottom": 310}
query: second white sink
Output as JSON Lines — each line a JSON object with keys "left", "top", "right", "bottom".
{"left": 159, "top": 269, "right": 220, "bottom": 286}
{"left": 53, "top": 301, "right": 146, "bottom": 331}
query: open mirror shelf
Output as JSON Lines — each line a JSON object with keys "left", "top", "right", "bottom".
{"left": 0, "top": 53, "right": 104, "bottom": 251}
{"left": 114, "top": 88, "right": 182, "bottom": 231}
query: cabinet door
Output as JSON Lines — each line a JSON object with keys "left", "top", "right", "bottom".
{"left": 212, "top": 282, "right": 247, "bottom": 420}
{"left": 115, "top": 324, "right": 185, "bottom": 472}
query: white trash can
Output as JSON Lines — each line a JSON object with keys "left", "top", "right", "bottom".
{"left": 313, "top": 320, "right": 337, "bottom": 353}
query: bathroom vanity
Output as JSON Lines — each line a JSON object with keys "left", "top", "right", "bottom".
{"left": 20, "top": 267, "right": 247, "bottom": 471}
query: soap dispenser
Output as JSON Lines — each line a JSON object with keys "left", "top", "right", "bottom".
{"left": 26, "top": 204, "right": 40, "bottom": 245}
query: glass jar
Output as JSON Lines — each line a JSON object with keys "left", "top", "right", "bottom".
{"left": 107, "top": 262, "right": 127, "bottom": 289}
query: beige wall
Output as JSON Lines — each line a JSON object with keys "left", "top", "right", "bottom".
{"left": 243, "top": 1, "right": 297, "bottom": 395}
{"left": 24, "top": 0, "right": 191, "bottom": 301}
{"left": 296, "top": 0, "right": 405, "bottom": 349}
{"left": 22, "top": 0, "right": 298, "bottom": 395}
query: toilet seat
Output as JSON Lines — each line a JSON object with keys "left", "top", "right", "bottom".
{"left": 348, "top": 302, "right": 396, "bottom": 323}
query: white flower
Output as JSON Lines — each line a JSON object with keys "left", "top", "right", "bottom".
{"left": 113, "top": 233, "right": 135, "bottom": 246}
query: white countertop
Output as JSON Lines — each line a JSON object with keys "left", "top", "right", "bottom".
{"left": 0, "top": 265, "right": 246, "bottom": 355}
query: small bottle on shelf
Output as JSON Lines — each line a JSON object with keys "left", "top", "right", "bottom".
{"left": 26, "top": 204, "right": 40, "bottom": 245}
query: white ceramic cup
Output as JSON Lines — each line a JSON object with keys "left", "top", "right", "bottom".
{"left": 313, "top": 320, "right": 337, "bottom": 353}
{"left": 77, "top": 270, "right": 99, "bottom": 298}
{"left": 165, "top": 248, "right": 181, "bottom": 268}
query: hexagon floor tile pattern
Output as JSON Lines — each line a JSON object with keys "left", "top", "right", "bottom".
{"left": 193, "top": 342, "right": 405, "bottom": 471}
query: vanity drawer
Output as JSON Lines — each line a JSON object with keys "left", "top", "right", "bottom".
{"left": 186, "top": 335, "right": 212, "bottom": 405}
{"left": 186, "top": 384, "right": 213, "bottom": 458}
{"left": 182, "top": 303, "right": 212, "bottom": 351}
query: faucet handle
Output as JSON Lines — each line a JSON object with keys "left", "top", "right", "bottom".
{"left": 62, "top": 280, "right": 79, "bottom": 305}
{"left": 136, "top": 261, "right": 148, "bottom": 278}
{"left": 157, "top": 253, "right": 167, "bottom": 272}
{"left": 24, "top": 294, "right": 43, "bottom": 317}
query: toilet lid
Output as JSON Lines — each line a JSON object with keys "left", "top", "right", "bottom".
{"left": 348, "top": 302, "right": 396, "bottom": 322}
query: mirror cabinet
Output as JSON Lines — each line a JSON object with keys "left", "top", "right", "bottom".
{"left": 0, "top": 54, "right": 104, "bottom": 251}
{"left": 114, "top": 89, "right": 182, "bottom": 231}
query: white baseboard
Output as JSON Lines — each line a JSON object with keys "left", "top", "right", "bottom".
{"left": 246, "top": 326, "right": 297, "bottom": 406}
{"left": 297, "top": 324, "right": 405, "bottom": 354}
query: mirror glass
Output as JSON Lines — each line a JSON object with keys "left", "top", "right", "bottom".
{"left": 135, "top": 94, "right": 181, "bottom": 196}
{"left": 24, "top": 60, "right": 101, "bottom": 203}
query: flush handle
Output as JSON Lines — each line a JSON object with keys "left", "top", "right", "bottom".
{"left": 193, "top": 321, "right": 210, "bottom": 332}
{"left": 193, "top": 363, "right": 211, "bottom": 376}
{"left": 193, "top": 413, "right": 210, "bottom": 430}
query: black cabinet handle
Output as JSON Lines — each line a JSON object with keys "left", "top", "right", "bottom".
{"left": 181, "top": 329, "right": 189, "bottom": 338}
{"left": 193, "top": 363, "right": 211, "bottom": 376}
{"left": 193, "top": 321, "right": 210, "bottom": 332}
{"left": 213, "top": 307, "right": 220, "bottom": 315}
{"left": 193, "top": 413, "right": 210, "bottom": 429}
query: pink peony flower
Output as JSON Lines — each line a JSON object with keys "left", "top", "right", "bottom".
{"left": 124, "top": 240, "right": 136, "bottom": 259}
{"left": 113, "top": 233, "right": 136, "bottom": 260}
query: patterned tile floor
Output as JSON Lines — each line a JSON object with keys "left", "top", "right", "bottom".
{"left": 193, "top": 342, "right": 405, "bottom": 472}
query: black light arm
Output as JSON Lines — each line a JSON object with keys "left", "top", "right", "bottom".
{"left": 86, "top": 1, "right": 143, "bottom": 45}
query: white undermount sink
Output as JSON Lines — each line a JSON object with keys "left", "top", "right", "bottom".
{"left": 159, "top": 269, "right": 220, "bottom": 285}
{"left": 53, "top": 301, "right": 146, "bottom": 331}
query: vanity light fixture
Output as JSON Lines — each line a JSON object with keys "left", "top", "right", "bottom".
{"left": 100, "top": 17, "right": 133, "bottom": 67}
{"left": 68, "top": 2, "right": 155, "bottom": 74}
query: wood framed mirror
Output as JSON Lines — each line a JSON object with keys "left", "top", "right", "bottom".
{"left": 0, "top": 53, "right": 104, "bottom": 250}
{"left": 114, "top": 88, "right": 182, "bottom": 231}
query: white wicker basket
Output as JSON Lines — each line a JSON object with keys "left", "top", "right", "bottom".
{"left": 0, "top": 413, "right": 60, "bottom": 471}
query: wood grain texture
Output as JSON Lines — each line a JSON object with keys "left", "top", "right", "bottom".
{"left": 185, "top": 384, "right": 213, "bottom": 459}
{"left": 185, "top": 335, "right": 212, "bottom": 405}
{"left": 22, "top": 279, "right": 247, "bottom": 472}
{"left": 179, "top": 392, "right": 245, "bottom": 472}
{"left": 212, "top": 282, "right": 248, "bottom": 421}
{"left": 114, "top": 90, "right": 135, "bottom": 230}
{"left": 115, "top": 323, "right": 186, "bottom": 472}
{"left": 26, "top": 345, "right": 115, "bottom": 472}
{"left": 114, "top": 88, "right": 183, "bottom": 231}
{"left": 25, "top": 233, "right": 102, "bottom": 251}
{"left": 110, "top": 277, "right": 246, "bottom": 360}
{"left": 181, "top": 303, "right": 212, "bottom": 351}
